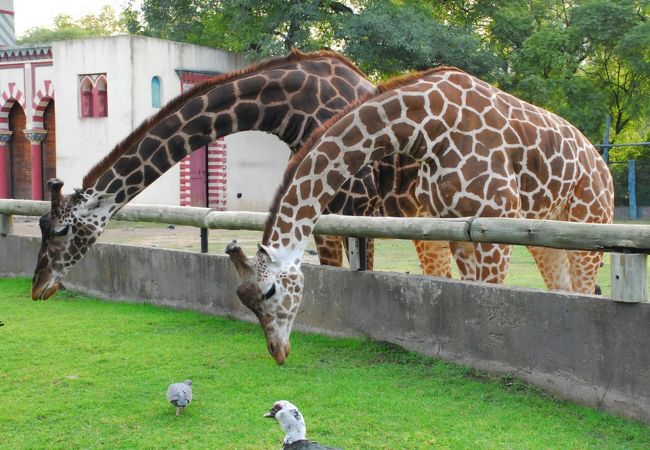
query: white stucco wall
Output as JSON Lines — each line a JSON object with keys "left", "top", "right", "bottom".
{"left": 224, "top": 131, "right": 291, "bottom": 212}
{"left": 52, "top": 35, "right": 290, "bottom": 210}
{"left": 0, "top": 65, "right": 25, "bottom": 106}
{"left": 53, "top": 37, "right": 134, "bottom": 192}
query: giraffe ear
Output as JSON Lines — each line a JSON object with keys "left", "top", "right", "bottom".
{"left": 257, "top": 243, "right": 280, "bottom": 264}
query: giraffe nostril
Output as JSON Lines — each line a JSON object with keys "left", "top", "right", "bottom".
{"left": 268, "top": 344, "right": 276, "bottom": 356}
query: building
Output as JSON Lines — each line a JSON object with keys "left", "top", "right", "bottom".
{"left": 0, "top": 1, "right": 290, "bottom": 211}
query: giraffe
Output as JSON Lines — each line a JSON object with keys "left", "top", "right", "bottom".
{"left": 31, "top": 49, "right": 388, "bottom": 300}
{"left": 226, "top": 66, "right": 613, "bottom": 364}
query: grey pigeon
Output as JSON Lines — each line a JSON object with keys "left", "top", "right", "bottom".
{"left": 264, "top": 400, "right": 341, "bottom": 450}
{"left": 166, "top": 379, "right": 192, "bottom": 416}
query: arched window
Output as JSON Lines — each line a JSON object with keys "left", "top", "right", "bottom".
{"left": 95, "top": 76, "right": 108, "bottom": 117}
{"left": 79, "top": 77, "right": 94, "bottom": 118}
{"left": 151, "top": 76, "right": 162, "bottom": 108}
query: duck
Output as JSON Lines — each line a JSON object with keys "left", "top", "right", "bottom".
{"left": 264, "top": 400, "right": 342, "bottom": 450}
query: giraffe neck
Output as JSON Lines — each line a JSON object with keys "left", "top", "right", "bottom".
{"left": 264, "top": 85, "right": 438, "bottom": 256}
{"left": 82, "top": 52, "right": 374, "bottom": 217}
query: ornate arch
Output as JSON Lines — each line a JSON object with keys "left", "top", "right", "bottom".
{"left": 0, "top": 83, "right": 26, "bottom": 131}
{"left": 32, "top": 80, "right": 54, "bottom": 128}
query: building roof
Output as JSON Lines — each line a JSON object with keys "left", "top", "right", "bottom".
{"left": 0, "top": 45, "right": 52, "bottom": 63}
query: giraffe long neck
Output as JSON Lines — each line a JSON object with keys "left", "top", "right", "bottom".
{"left": 84, "top": 56, "right": 375, "bottom": 215}
{"left": 265, "top": 90, "right": 434, "bottom": 257}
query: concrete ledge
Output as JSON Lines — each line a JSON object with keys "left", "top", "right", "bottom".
{"left": 2, "top": 235, "right": 649, "bottom": 424}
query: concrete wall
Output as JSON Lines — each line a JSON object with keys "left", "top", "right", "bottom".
{"left": 2, "top": 234, "right": 649, "bottom": 424}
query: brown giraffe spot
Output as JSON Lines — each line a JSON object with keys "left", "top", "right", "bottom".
{"left": 283, "top": 186, "right": 298, "bottom": 209}
{"left": 393, "top": 123, "right": 416, "bottom": 150}
{"left": 235, "top": 103, "right": 260, "bottom": 130}
{"left": 137, "top": 137, "right": 161, "bottom": 160}
{"left": 168, "top": 135, "right": 187, "bottom": 162}
{"left": 125, "top": 169, "right": 143, "bottom": 186}
{"left": 238, "top": 75, "right": 267, "bottom": 99}
{"left": 319, "top": 141, "right": 343, "bottom": 162}
{"left": 358, "top": 105, "right": 385, "bottom": 135}
{"left": 299, "top": 180, "right": 312, "bottom": 201}
{"left": 206, "top": 83, "right": 236, "bottom": 111}
{"left": 520, "top": 172, "right": 540, "bottom": 193}
{"left": 326, "top": 170, "right": 346, "bottom": 192}
{"left": 342, "top": 149, "right": 368, "bottom": 174}
{"left": 440, "top": 146, "right": 462, "bottom": 168}
{"left": 548, "top": 179, "right": 562, "bottom": 195}
{"left": 489, "top": 150, "right": 509, "bottom": 177}
{"left": 260, "top": 104, "right": 291, "bottom": 132}
{"left": 466, "top": 174, "right": 490, "bottom": 196}
{"left": 382, "top": 97, "right": 403, "bottom": 121}
{"left": 438, "top": 80, "right": 462, "bottom": 105}
{"left": 457, "top": 108, "right": 482, "bottom": 133}
{"left": 510, "top": 108, "right": 526, "bottom": 121}
{"left": 291, "top": 76, "right": 318, "bottom": 114}
{"left": 150, "top": 115, "right": 182, "bottom": 139}
{"left": 532, "top": 190, "right": 550, "bottom": 211}
{"left": 183, "top": 115, "right": 212, "bottom": 135}
{"left": 571, "top": 203, "right": 588, "bottom": 220}
{"left": 283, "top": 71, "right": 306, "bottom": 93}
{"left": 106, "top": 179, "right": 123, "bottom": 194}
{"left": 179, "top": 97, "right": 205, "bottom": 121}
{"left": 465, "top": 90, "right": 492, "bottom": 113}
{"left": 313, "top": 179, "right": 323, "bottom": 197}
{"left": 447, "top": 72, "right": 473, "bottom": 90}
{"left": 332, "top": 77, "right": 355, "bottom": 101}
{"left": 342, "top": 125, "right": 364, "bottom": 147}
{"left": 214, "top": 114, "right": 233, "bottom": 136}
{"left": 143, "top": 165, "right": 159, "bottom": 186}
{"left": 261, "top": 81, "right": 287, "bottom": 104}
{"left": 526, "top": 149, "right": 550, "bottom": 185}
{"left": 294, "top": 227, "right": 302, "bottom": 242}
{"left": 114, "top": 156, "right": 141, "bottom": 177}
{"left": 319, "top": 78, "right": 337, "bottom": 101}
{"left": 301, "top": 225, "right": 311, "bottom": 238}
{"left": 442, "top": 103, "right": 459, "bottom": 129}
{"left": 404, "top": 94, "right": 427, "bottom": 123}
{"left": 462, "top": 156, "right": 489, "bottom": 179}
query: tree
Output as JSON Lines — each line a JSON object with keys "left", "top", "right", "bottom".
{"left": 338, "top": 0, "right": 502, "bottom": 80}
{"left": 17, "top": 6, "right": 125, "bottom": 45}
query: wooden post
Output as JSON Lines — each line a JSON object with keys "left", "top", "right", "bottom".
{"left": 611, "top": 253, "right": 647, "bottom": 303}
{"left": 346, "top": 237, "right": 361, "bottom": 271}
{"left": 0, "top": 213, "right": 13, "bottom": 237}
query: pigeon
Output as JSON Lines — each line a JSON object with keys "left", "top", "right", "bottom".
{"left": 166, "top": 379, "right": 192, "bottom": 416}
{"left": 264, "top": 400, "right": 341, "bottom": 450}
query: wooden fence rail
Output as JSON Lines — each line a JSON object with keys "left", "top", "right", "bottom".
{"left": 1, "top": 199, "right": 648, "bottom": 302}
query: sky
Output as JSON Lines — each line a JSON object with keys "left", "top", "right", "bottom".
{"left": 13, "top": 0, "right": 142, "bottom": 37}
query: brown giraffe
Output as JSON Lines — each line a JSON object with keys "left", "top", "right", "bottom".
{"left": 227, "top": 66, "right": 613, "bottom": 363}
{"left": 31, "top": 49, "right": 387, "bottom": 300}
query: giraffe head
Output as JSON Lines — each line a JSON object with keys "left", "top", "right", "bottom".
{"left": 31, "top": 178, "right": 114, "bottom": 300}
{"left": 226, "top": 241, "right": 304, "bottom": 364}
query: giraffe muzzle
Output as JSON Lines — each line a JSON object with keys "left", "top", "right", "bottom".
{"left": 31, "top": 280, "right": 60, "bottom": 300}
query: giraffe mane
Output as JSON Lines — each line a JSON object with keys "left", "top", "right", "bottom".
{"left": 262, "top": 65, "right": 465, "bottom": 244}
{"left": 82, "top": 48, "right": 368, "bottom": 189}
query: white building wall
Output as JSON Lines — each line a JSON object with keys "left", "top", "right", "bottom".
{"left": 53, "top": 35, "right": 291, "bottom": 210}
{"left": 127, "top": 36, "right": 245, "bottom": 205}
{"left": 53, "top": 37, "right": 134, "bottom": 191}
{"left": 224, "top": 131, "right": 291, "bottom": 211}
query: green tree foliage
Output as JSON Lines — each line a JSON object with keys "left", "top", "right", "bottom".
{"left": 17, "top": 6, "right": 125, "bottom": 45}
{"left": 338, "top": 1, "right": 502, "bottom": 79}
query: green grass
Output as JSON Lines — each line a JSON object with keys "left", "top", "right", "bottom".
{"left": 1, "top": 278, "right": 648, "bottom": 449}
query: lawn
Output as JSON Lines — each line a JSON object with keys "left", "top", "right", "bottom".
{"left": 1, "top": 278, "right": 648, "bottom": 449}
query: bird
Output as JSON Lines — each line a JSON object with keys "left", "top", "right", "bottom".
{"left": 166, "top": 379, "right": 192, "bottom": 416}
{"left": 264, "top": 400, "right": 341, "bottom": 450}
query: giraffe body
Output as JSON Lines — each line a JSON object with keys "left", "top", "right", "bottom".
{"left": 228, "top": 67, "right": 613, "bottom": 363}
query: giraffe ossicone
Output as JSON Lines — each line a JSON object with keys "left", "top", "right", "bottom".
{"left": 229, "top": 66, "right": 614, "bottom": 363}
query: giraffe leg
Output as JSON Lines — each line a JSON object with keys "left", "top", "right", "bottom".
{"left": 527, "top": 246, "right": 572, "bottom": 291}
{"left": 314, "top": 234, "right": 344, "bottom": 267}
{"left": 567, "top": 250, "right": 604, "bottom": 294}
{"left": 413, "top": 240, "right": 452, "bottom": 277}
{"left": 450, "top": 242, "right": 511, "bottom": 283}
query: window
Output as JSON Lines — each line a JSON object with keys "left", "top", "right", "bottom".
{"left": 80, "top": 77, "right": 94, "bottom": 118}
{"left": 78, "top": 74, "right": 108, "bottom": 118}
{"left": 151, "top": 76, "right": 162, "bottom": 108}
{"left": 95, "top": 76, "right": 108, "bottom": 117}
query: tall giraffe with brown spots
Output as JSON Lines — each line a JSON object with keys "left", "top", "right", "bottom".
{"left": 227, "top": 67, "right": 613, "bottom": 364}
{"left": 30, "top": 50, "right": 387, "bottom": 300}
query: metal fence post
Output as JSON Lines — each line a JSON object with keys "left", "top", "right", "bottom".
{"left": 628, "top": 159, "right": 638, "bottom": 220}
{"left": 611, "top": 253, "right": 648, "bottom": 302}
{"left": 0, "top": 212, "right": 13, "bottom": 236}
{"left": 602, "top": 115, "right": 611, "bottom": 163}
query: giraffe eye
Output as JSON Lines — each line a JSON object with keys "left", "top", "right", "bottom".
{"left": 53, "top": 225, "right": 70, "bottom": 237}
{"left": 263, "top": 283, "right": 276, "bottom": 300}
